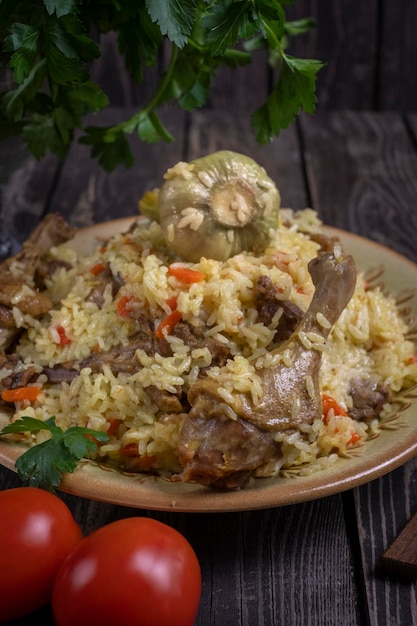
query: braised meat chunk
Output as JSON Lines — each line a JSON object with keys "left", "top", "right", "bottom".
{"left": 348, "top": 376, "right": 392, "bottom": 422}
{"left": 0, "top": 214, "right": 75, "bottom": 351}
{"left": 176, "top": 252, "right": 357, "bottom": 489}
{"left": 177, "top": 415, "right": 281, "bottom": 489}
{"left": 86, "top": 262, "right": 124, "bottom": 307}
{"left": 254, "top": 274, "right": 304, "bottom": 343}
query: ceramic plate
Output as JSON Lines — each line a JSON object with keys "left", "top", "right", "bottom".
{"left": 1, "top": 219, "right": 417, "bottom": 512}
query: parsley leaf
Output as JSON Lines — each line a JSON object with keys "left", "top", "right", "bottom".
{"left": 117, "top": 4, "right": 163, "bottom": 82}
{"left": 0, "top": 1, "right": 324, "bottom": 171}
{"left": 44, "top": 0, "right": 77, "bottom": 19}
{"left": 145, "top": 0, "right": 197, "bottom": 48}
{"left": 201, "top": 1, "right": 258, "bottom": 56}
{"left": 0, "top": 416, "right": 109, "bottom": 492}
{"left": 251, "top": 54, "right": 325, "bottom": 143}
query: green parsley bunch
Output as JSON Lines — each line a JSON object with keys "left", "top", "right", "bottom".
{"left": 0, "top": 0, "right": 324, "bottom": 171}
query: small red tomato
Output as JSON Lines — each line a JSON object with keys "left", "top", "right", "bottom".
{"left": 0, "top": 487, "right": 83, "bottom": 622}
{"left": 52, "top": 517, "right": 201, "bottom": 626}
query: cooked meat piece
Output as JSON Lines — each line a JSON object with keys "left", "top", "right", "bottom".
{"left": 83, "top": 316, "right": 230, "bottom": 375}
{"left": 0, "top": 306, "right": 16, "bottom": 329}
{"left": 176, "top": 251, "right": 357, "bottom": 488}
{"left": 172, "top": 321, "right": 231, "bottom": 367}
{"left": 42, "top": 364, "right": 78, "bottom": 384}
{"left": 86, "top": 263, "right": 124, "bottom": 307}
{"left": 36, "top": 316, "right": 228, "bottom": 410}
{"left": 35, "top": 258, "right": 73, "bottom": 290}
{"left": 145, "top": 385, "right": 184, "bottom": 413}
{"left": 0, "top": 353, "right": 39, "bottom": 401}
{"left": 27, "top": 213, "right": 75, "bottom": 254}
{"left": 1, "top": 214, "right": 75, "bottom": 281}
{"left": 79, "top": 334, "right": 150, "bottom": 375}
{"left": 309, "top": 232, "right": 340, "bottom": 253}
{"left": 0, "top": 283, "right": 52, "bottom": 316}
{"left": 349, "top": 376, "right": 392, "bottom": 421}
{"left": 78, "top": 316, "right": 171, "bottom": 375}
{"left": 176, "top": 415, "right": 282, "bottom": 489}
{"left": 254, "top": 275, "right": 304, "bottom": 342}
{"left": 0, "top": 214, "right": 76, "bottom": 351}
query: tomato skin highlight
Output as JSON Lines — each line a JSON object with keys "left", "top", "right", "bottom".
{"left": 0, "top": 487, "right": 83, "bottom": 623}
{"left": 52, "top": 517, "right": 201, "bottom": 626}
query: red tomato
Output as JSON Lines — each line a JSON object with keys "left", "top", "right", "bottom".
{"left": 52, "top": 517, "right": 201, "bottom": 626}
{"left": 0, "top": 487, "right": 83, "bottom": 622}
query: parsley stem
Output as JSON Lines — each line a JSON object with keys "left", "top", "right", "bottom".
{"left": 259, "top": 18, "right": 284, "bottom": 60}
{"left": 117, "top": 44, "right": 180, "bottom": 135}
{"left": 144, "top": 44, "right": 179, "bottom": 114}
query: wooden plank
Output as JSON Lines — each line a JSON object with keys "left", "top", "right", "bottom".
{"left": 0, "top": 466, "right": 361, "bottom": 626}
{"left": 354, "top": 462, "right": 417, "bottom": 625}
{"left": 285, "top": 1, "right": 379, "bottom": 109}
{"left": 188, "top": 497, "right": 361, "bottom": 626}
{"left": 379, "top": 0, "right": 417, "bottom": 110}
{"left": 44, "top": 106, "right": 187, "bottom": 228}
{"left": 208, "top": 49, "right": 270, "bottom": 116}
{"left": 380, "top": 506, "right": 417, "bottom": 580}
{"left": 90, "top": 1, "right": 417, "bottom": 113}
{"left": 299, "top": 110, "right": 417, "bottom": 263}
{"left": 406, "top": 113, "right": 417, "bottom": 139}
{"left": 2, "top": 151, "right": 61, "bottom": 248}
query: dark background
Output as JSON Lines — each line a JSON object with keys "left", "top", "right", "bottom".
{"left": 92, "top": 0, "right": 417, "bottom": 115}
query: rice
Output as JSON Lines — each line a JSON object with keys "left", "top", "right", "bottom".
{"left": 4, "top": 208, "right": 417, "bottom": 484}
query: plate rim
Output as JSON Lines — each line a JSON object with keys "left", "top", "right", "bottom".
{"left": 1, "top": 218, "right": 417, "bottom": 512}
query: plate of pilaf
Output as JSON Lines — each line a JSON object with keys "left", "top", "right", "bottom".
{"left": 0, "top": 151, "right": 416, "bottom": 512}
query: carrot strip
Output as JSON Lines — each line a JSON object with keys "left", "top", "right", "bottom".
{"left": 348, "top": 432, "right": 361, "bottom": 446}
{"left": 155, "top": 309, "right": 182, "bottom": 339}
{"left": 322, "top": 393, "right": 347, "bottom": 423}
{"left": 90, "top": 262, "right": 105, "bottom": 275}
{"left": 166, "top": 296, "right": 178, "bottom": 311}
{"left": 56, "top": 325, "right": 71, "bottom": 346}
{"left": 168, "top": 266, "right": 205, "bottom": 284}
{"left": 1, "top": 386, "right": 42, "bottom": 403}
{"left": 106, "top": 418, "right": 122, "bottom": 437}
{"left": 120, "top": 443, "right": 156, "bottom": 470}
{"left": 117, "top": 295, "right": 134, "bottom": 317}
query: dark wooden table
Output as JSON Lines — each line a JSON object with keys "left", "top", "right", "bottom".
{"left": 1, "top": 108, "right": 417, "bottom": 625}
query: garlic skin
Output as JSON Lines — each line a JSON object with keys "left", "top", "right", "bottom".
{"left": 158, "top": 151, "right": 281, "bottom": 262}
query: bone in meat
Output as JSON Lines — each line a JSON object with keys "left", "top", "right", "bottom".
{"left": 176, "top": 251, "right": 357, "bottom": 488}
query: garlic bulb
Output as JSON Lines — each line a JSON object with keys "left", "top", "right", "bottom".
{"left": 157, "top": 151, "right": 280, "bottom": 262}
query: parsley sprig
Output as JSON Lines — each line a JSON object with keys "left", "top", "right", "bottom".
{"left": 0, "top": 0, "right": 324, "bottom": 171}
{"left": 0, "top": 416, "right": 109, "bottom": 491}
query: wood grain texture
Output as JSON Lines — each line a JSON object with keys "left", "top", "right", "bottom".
{"left": 381, "top": 505, "right": 417, "bottom": 580}
{"left": 299, "top": 110, "right": 417, "bottom": 263}
{"left": 286, "top": 0, "right": 379, "bottom": 109}
{"left": 354, "top": 461, "right": 417, "bottom": 626}
{"left": 1, "top": 152, "right": 61, "bottom": 246}
{"left": 85, "top": 2, "right": 417, "bottom": 121}
{"left": 45, "top": 107, "right": 187, "bottom": 228}
{"left": 207, "top": 48, "right": 270, "bottom": 115}
{"left": 379, "top": 0, "right": 417, "bottom": 110}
